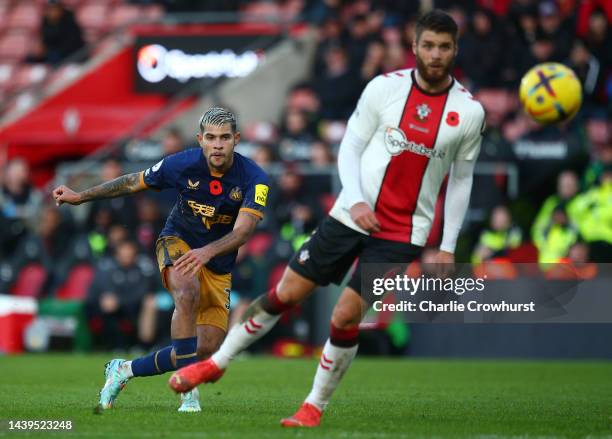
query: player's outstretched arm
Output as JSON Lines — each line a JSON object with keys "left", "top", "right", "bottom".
{"left": 174, "top": 211, "right": 260, "bottom": 277}
{"left": 53, "top": 172, "right": 147, "bottom": 206}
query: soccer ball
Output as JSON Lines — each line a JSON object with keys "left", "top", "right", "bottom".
{"left": 519, "top": 63, "right": 582, "bottom": 125}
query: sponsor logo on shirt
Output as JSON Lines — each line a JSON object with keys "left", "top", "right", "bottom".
{"left": 384, "top": 127, "right": 446, "bottom": 159}
{"left": 187, "top": 200, "right": 215, "bottom": 217}
{"left": 187, "top": 179, "right": 200, "bottom": 190}
{"left": 187, "top": 200, "right": 233, "bottom": 229}
{"left": 254, "top": 184, "right": 269, "bottom": 206}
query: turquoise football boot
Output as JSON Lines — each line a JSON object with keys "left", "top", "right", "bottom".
{"left": 98, "top": 359, "right": 131, "bottom": 409}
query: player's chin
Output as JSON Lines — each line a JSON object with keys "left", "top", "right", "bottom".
{"left": 426, "top": 66, "right": 446, "bottom": 79}
{"left": 210, "top": 155, "right": 226, "bottom": 166}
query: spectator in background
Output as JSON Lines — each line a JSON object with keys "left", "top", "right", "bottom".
{"left": 86, "top": 205, "right": 114, "bottom": 259}
{"left": 135, "top": 197, "right": 164, "bottom": 254}
{"left": 361, "top": 39, "right": 386, "bottom": 82}
{"left": 161, "top": 127, "right": 186, "bottom": 156}
{"left": 568, "top": 165, "right": 612, "bottom": 261}
{"left": 567, "top": 241, "right": 591, "bottom": 263}
{"left": 268, "top": 167, "right": 322, "bottom": 252}
{"left": 535, "top": 202, "right": 579, "bottom": 264}
{"left": 314, "top": 45, "right": 362, "bottom": 120}
{"left": 380, "top": 25, "right": 407, "bottom": 73}
{"left": 583, "top": 120, "right": 611, "bottom": 188}
{"left": 125, "top": 127, "right": 187, "bottom": 162}
{"left": 537, "top": 0, "right": 573, "bottom": 62}
{"left": 9, "top": 205, "right": 89, "bottom": 295}
{"left": 285, "top": 83, "right": 320, "bottom": 115}
{"left": 459, "top": 9, "right": 504, "bottom": 88}
{"left": 106, "top": 224, "right": 131, "bottom": 258}
{"left": 36, "top": 0, "right": 86, "bottom": 65}
{"left": 310, "top": 141, "right": 334, "bottom": 168}
{"left": 532, "top": 170, "right": 579, "bottom": 247}
{"left": 278, "top": 109, "right": 318, "bottom": 162}
{"left": 503, "top": 4, "right": 539, "bottom": 86}
{"left": 567, "top": 39, "right": 602, "bottom": 113}
{"left": 0, "top": 159, "right": 43, "bottom": 237}
{"left": 251, "top": 145, "right": 274, "bottom": 168}
{"left": 400, "top": 15, "right": 419, "bottom": 69}
{"left": 583, "top": 9, "right": 611, "bottom": 73}
{"left": 313, "top": 16, "right": 343, "bottom": 78}
{"left": 345, "top": 14, "right": 375, "bottom": 71}
{"left": 86, "top": 158, "right": 138, "bottom": 230}
{"left": 521, "top": 34, "right": 556, "bottom": 73}
{"left": 86, "top": 240, "right": 157, "bottom": 350}
{"left": 472, "top": 205, "right": 522, "bottom": 263}
{"left": 512, "top": 4, "right": 538, "bottom": 47}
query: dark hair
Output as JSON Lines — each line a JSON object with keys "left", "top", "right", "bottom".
{"left": 416, "top": 10, "right": 458, "bottom": 42}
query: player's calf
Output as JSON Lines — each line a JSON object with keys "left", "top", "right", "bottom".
{"left": 168, "top": 287, "right": 296, "bottom": 392}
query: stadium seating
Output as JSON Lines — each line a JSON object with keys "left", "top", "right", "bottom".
{"left": 7, "top": 2, "right": 41, "bottom": 31}
{"left": 54, "top": 264, "right": 95, "bottom": 301}
{"left": 0, "top": 0, "right": 165, "bottom": 116}
{"left": 0, "top": 31, "right": 32, "bottom": 61}
{"left": 10, "top": 263, "right": 47, "bottom": 298}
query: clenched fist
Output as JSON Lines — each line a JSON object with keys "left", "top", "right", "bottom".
{"left": 349, "top": 201, "right": 381, "bottom": 233}
{"left": 52, "top": 185, "right": 82, "bottom": 206}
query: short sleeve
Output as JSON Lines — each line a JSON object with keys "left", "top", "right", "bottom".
{"left": 142, "top": 157, "right": 173, "bottom": 190}
{"left": 240, "top": 169, "right": 270, "bottom": 220}
{"left": 456, "top": 105, "right": 485, "bottom": 161}
{"left": 346, "top": 75, "right": 384, "bottom": 142}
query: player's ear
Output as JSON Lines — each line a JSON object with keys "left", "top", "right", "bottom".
{"left": 233, "top": 131, "right": 241, "bottom": 145}
{"left": 196, "top": 132, "right": 204, "bottom": 146}
{"left": 412, "top": 40, "right": 417, "bottom": 55}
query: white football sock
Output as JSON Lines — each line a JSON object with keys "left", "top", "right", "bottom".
{"left": 212, "top": 310, "right": 280, "bottom": 369}
{"left": 122, "top": 360, "right": 134, "bottom": 379}
{"left": 305, "top": 339, "right": 358, "bottom": 411}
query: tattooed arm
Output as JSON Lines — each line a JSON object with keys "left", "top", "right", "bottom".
{"left": 53, "top": 172, "right": 148, "bottom": 206}
{"left": 173, "top": 211, "right": 260, "bottom": 277}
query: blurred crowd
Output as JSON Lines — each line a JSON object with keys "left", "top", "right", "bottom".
{"left": 1, "top": 0, "right": 611, "bottom": 350}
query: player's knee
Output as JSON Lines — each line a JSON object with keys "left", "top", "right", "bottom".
{"left": 331, "top": 303, "right": 360, "bottom": 329}
{"left": 173, "top": 287, "right": 199, "bottom": 312}
{"left": 274, "top": 283, "right": 300, "bottom": 306}
{"left": 275, "top": 269, "right": 315, "bottom": 306}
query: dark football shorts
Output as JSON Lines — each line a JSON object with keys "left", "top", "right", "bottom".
{"left": 288, "top": 216, "right": 422, "bottom": 296}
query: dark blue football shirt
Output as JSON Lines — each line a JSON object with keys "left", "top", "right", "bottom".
{"left": 142, "top": 148, "right": 269, "bottom": 274}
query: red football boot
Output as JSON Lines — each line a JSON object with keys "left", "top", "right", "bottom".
{"left": 168, "top": 358, "right": 225, "bottom": 393}
{"left": 280, "top": 403, "right": 322, "bottom": 427}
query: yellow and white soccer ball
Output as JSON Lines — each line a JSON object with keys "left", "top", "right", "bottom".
{"left": 519, "top": 62, "right": 582, "bottom": 125}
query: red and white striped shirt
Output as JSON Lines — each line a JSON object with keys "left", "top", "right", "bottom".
{"left": 330, "top": 69, "right": 485, "bottom": 246}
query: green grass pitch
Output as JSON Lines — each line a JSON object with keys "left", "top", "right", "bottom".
{"left": 1, "top": 354, "right": 610, "bottom": 438}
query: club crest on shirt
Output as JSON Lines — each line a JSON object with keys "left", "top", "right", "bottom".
{"left": 414, "top": 103, "right": 432, "bottom": 122}
{"left": 187, "top": 178, "right": 200, "bottom": 190}
{"left": 229, "top": 186, "right": 243, "bottom": 202}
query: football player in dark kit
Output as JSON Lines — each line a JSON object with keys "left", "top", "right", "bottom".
{"left": 53, "top": 107, "right": 269, "bottom": 412}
